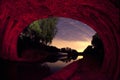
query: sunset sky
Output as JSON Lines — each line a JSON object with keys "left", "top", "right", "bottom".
{"left": 46, "top": 17, "right": 96, "bottom": 70}
{"left": 51, "top": 17, "right": 96, "bottom": 52}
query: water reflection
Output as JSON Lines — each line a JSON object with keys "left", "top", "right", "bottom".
{"left": 43, "top": 55, "right": 83, "bottom": 73}
{"left": 0, "top": 33, "right": 104, "bottom": 80}
{"left": 14, "top": 17, "right": 101, "bottom": 80}
{"left": 0, "top": 55, "right": 83, "bottom": 80}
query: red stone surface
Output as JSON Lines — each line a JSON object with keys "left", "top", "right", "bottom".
{"left": 0, "top": 0, "right": 119, "bottom": 80}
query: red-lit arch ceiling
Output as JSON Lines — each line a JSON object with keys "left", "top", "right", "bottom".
{"left": 0, "top": 0, "right": 119, "bottom": 80}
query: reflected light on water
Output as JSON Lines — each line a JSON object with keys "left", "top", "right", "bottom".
{"left": 77, "top": 56, "right": 83, "bottom": 60}
{"left": 43, "top": 17, "right": 95, "bottom": 74}
{"left": 44, "top": 56, "right": 83, "bottom": 73}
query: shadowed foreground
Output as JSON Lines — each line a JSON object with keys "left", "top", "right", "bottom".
{"left": 0, "top": 54, "right": 107, "bottom": 80}
{"left": 0, "top": 59, "right": 51, "bottom": 80}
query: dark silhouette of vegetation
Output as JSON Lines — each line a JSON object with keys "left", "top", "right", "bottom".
{"left": 82, "top": 33, "right": 104, "bottom": 57}
{"left": 44, "top": 47, "right": 79, "bottom": 63}
{"left": 51, "top": 33, "right": 104, "bottom": 64}
{"left": 18, "top": 21, "right": 104, "bottom": 65}
{"left": 17, "top": 17, "right": 58, "bottom": 57}
{"left": 19, "top": 17, "right": 57, "bottom": 45}
{"left": 58, "top": 47, "right": 78, "bottom": 62}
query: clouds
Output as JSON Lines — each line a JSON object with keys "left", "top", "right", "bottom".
{"left": 54, "top": 17, "right": 96, "bottom": 42}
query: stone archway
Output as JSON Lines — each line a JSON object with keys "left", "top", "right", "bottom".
{"left": 0, "top": 0, "right": 119, "bottom": 80}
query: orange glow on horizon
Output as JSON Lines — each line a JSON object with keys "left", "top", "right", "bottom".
{"left": 51, "top": 38, "right": 92, "bottom": 52}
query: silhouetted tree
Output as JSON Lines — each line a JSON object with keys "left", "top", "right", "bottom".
{"left": 58, "top": 33, "right": 104, "bottom": 64}
{"left": 58, "top": 47, "right": 79, "bottom": 62}
{"left": 82, "top": 33, "right": 104, "bottom": 66}
{"left": 29, "top": 17, "right": 58, "bottom": 45}
{"left": 19, "top": 17, "right": 58, "bottom": 45}
{"left": 17, "top": 17, "right": 58, "bottom": 57}
{"left": 91, "top": 33, "right": 104, "bottom": 64}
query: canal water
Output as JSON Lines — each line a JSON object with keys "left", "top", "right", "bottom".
{"left": 0, "top": 56, "right": 83, "bottom": 80}
{"left": 43, "top": 55, "right": 83, "bottom": 73}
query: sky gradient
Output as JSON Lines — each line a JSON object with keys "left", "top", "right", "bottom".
{"left": 51, "top": 17, "right": 96, "bottom": 52}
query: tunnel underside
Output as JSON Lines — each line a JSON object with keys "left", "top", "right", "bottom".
{"left": 0, "top": 0, "right": 119, "bottom": 80}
